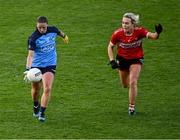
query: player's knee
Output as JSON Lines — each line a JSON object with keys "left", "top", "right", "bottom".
{"left": 43, "top": 86, "right": 52, "bottom": 94}
{"left": 129, "top": 79, "right": 137, "bottom": 87}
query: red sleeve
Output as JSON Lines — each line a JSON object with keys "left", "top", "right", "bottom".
{"left": 139, "top": 27, "right": 149, "bottom": 38}
{"left": 110, "top": 30, "right": 120, "bottom": 45}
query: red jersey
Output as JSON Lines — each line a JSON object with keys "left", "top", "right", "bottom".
{"left": 110, "top": 27, "right": 148, "bottom": 59}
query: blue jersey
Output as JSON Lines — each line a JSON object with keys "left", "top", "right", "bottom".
{"left": 28, "top": 26, "right": 61, "bottom": 67}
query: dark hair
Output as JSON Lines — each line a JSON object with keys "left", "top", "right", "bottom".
{"left": 37, "top": 16, "right": 48, "bottom": 24}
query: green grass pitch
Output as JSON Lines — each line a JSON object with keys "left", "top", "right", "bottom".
{"left": 0, "top": 0, "right": 180, "bottom": 138}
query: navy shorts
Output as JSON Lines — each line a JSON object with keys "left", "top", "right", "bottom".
{"left": 116, "top": 56, "right": 144, "bottom": 71}
{"left": 32, "top": 65, "right": 56, "bottom": 75}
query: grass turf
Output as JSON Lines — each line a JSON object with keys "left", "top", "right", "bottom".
{"left": 0, "top": 0, "right": 179, "bottom": 138}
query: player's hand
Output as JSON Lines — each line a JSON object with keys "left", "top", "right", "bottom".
{"left": 110, "top": 60, "right": 118, "bottom": 69}
{"left": 23, "top": 70, "right": 30, "bottom": 83}
{"left": 63, "top": 35, "right": 69, "bottom": 44}
{"left": 155, "top": 24, "right": 163, "bottom": 34}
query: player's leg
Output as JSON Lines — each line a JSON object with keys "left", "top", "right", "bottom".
{"left": 39, "top": 72, "right": 54, "bottom": 122}
{"left": 31, "top": 82, "right": 41, "bottom": 117}
{"left": 128, "top": 64, "right": 141, "bottom": 115}
{"left": 41, "top": 72, "right": 54, "bottom": 107}
{"left": 117, "top": 56, "right": 130, "bottom": 88}
{"left": 118, "top": 70, "right": 129, "bottom": 88}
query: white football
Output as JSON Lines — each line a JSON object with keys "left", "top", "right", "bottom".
{"left": 27, "top": 68, "right": 42, "bottom": 82}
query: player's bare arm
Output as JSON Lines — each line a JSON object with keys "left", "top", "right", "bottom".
{"left": 108, "top": 42, "right": 115, "bottom": 61}
{"left": 26, "top": 50, "right": 34, "bottom": 69}
{"left": 108, "top": 42, "right": 119, "bottom": 69}
{"left": 24, "top": 50, "right": 34, "bottom": 82}
{"left": 147, "top": 24, "right": 163, "bottom": 40}
{"left": 147, "top": 32, "right": 159, "bottom": 40}
{"left": 59, "top": 30, "right": 69, "bottom": 44}
{"left": 59, "top": 30, "right": 65, "bottom": 38}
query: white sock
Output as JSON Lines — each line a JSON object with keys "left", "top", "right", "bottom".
{"left": 129, "top": 104, "right": 135, "bottom": 111}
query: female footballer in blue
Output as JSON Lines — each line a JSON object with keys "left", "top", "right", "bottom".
{"left": 24, "top": 16, "right": 69, "bottom": 122}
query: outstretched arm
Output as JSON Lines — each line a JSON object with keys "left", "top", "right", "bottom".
{"left": 147, "top": 24, "right": 163, "bottom": 40}
{"left": 59, "top": 30, "right": 69, "bottom": 44}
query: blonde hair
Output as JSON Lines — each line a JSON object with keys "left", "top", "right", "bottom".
{"left": 123, "top": 13, "right": 139, "bottom": 25}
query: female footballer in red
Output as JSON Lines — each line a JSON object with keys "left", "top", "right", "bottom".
{"left": 108, "top": 13, "right": 162, "bottom": 115}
